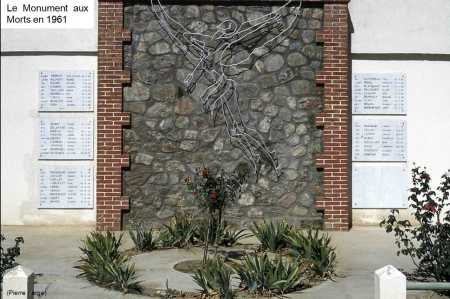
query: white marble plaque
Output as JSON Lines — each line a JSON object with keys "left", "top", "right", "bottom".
{"left": 39, "top": 117, "right": 94, "bottom": 160}
{"left": 352, "top": 73, "right": 406, "bottom": 114}
{"left": 39, "top": 166, "right": 94, "bottom": 209}
{"left": 352, "top": 164, "right": 408, "bottom": 208}
{"left": 352, "top": 117, "right": 407, "bottom": 161}
{"left": 39, "top": 70, "right": 94, "bottom": 111}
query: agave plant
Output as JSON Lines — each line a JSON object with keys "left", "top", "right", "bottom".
{"left": 220, "top": 228, "right": 252, "bottom": 247}
{"left": 286, "top": 228, "right": 337, "bottom": 278}
{"left": 233, "top": 253, "right": 302, "bottom": 295}
{"left": 250, "top": 220, "right": 292, "bottom": 252}
{"left": 75, "top": 231, "right": 142, "bottom": 293}
{"left": 195, "top": 218, "right": 226, "bottom": 245}
{"left": 128, "top": 224, "right": 158, "bottom": 252}
{"left": 192, "top": 257, "right": 235, "bottom": 299}
{"left": 159, "top": 214, "right": 198, "bottom": 248}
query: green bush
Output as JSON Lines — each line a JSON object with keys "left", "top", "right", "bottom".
{"left": 159, "top": 214, "right": 198, "bottom": 248}
{"left": 0, "top": 234, "right": 24, "bottom": 282}
{"left": 286, "top": 228, "right": 336, "bottom": 278}
{"left": 250, "top": 220, "right": 292, "bottom": 252}
{"left": 195, "top": 219, "right": 251, "bottom": 247}
{"left": 220, "top": 227, "right": 252, "bottom": 247}
{"left": 233, "top": 253, "right": 302, "bottom": 295}
{"left": 128, "top": 225, "right": 158, "bottom": 252}
{"left": 380, "top": 166, "right": 450, "bottom": 283}
{"left": 192, "top": 257, "right": 234, "bottom": 299}
{"left": 75, "top": 231, "right": 142, "bottom": 294}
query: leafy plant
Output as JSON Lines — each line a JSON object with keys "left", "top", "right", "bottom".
{"left": 159, "top": 214, "right": 197, "bottom": 248}
{"left": 192, "top": 257, "right": 235, "bottom": 299}
{"left": 250, "top": 220, "right": 292, "bottom": 252}
{"left": 195, "top": 220, "right": 251, "bottom": 247}
{"left": 286, "top": 228, "right": 337, "bottom": 278}
{"left": 220, "top": 228, "right": 252, "bottom": 247}
{"left": 75, "top": 231, "right": 142, "bottom": 294}
{"left": 0, "top": 234, "right": 24, "bottom": 282}
{"left": 128, "top": 224, "right": 158, "bottom": 252}
{"left": 185, "top": 165, "right": 249, "bottom": 262}
{"left": 195, "top": 218, "right": 226, "bottom": 245}
{"left": 233, "top": 253, "right": 302, "bottom": 295}
{"left": 380, "top": 166, "right": 450, "bottom": 282}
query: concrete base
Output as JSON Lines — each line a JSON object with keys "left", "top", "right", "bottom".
{"left": 1, "top": 226, "right": 447, "bottom": 299}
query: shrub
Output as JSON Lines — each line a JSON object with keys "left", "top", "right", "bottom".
{"left": 75, "top": 231, "right": 142, "bottom": 294}
{"left": 195, "top": 220, "right": 251, "bottom": 247}
{"left": 250, "top": 220, "right": 292, "bottom": 252}
{"left": 233, "top": 253, "right": 302, "bottom": 295}
{"left": 286, "top": 228, "right": 336, "bottom": 278}
{"left": 159, "top": 214, "right": 197, "bottom": 248}
{"left": 185, "top": 165, "right": 248, "bottom": 262}
{"left": 380, "top": 166, "right": 450, "bottom": 282}
{"left": 128, "top": 224, "right": 158, "bottom": 252}
{"left": 0, "top": 234, "right": 24, "bottom": 282}
{"left": 192, "top": 257, "right": 234, "bottom": 299}
{"left": 220, "top": 227, "right": 252, "bottom": 247}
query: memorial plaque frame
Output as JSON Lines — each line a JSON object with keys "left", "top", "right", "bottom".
{"left": 39, "top": 70, "right": 95, "bottom": 112}
{"left": 352, "top": 116, "right": 407, "bottom": 162}
{"left": 39, "top": 165, "right": 94, "bottom": 209}
{"left": 352, "top": 163, "right": 408, "bottom": 208}
{"left": 352, "top": 73, "right": 406, "bottom": 115}
{"left": 39, "top": 116, "right": 94, "bottom": 160}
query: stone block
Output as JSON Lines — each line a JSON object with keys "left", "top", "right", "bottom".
{"left": 2, "top": 265, "right": 34, "bottom": 299}
{"left": 374, "top": 265, "right": 406, "bottom": 299}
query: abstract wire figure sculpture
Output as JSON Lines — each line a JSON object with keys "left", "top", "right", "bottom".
{"left": 149, "top": 0, "right": 303, "bottom": 177}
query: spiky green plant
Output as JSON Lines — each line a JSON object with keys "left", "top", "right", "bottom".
{"left": 250, "top": 220, "right": 292, "bottom": 252}
{"left": 286, "top": 228, "right": 337, "bottom": 278}
{"left": 233, "top": 253, "right": 302, "bottom": 295}
{"left": 128, "top": 225, "right": 158, "bottom": 252}
{"left": 159, "top": 214, "right": 198, "bottom": 248}
{"left": 195, "top": 218, "right": 226, "bottom": 245}
{"left": 192, "top": 257, "right": 234, "bottom": 299}
{"left": 75, "top": 231, "right": 142, "bottom": 294}
{"left": 220, "top": 228, "right": 252, "bottom": 247}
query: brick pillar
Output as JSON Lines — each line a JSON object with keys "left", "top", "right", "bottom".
{"left": 314, "top": 1, "right": 351, "bottom": 230}
{"left": 97, "top": 0, "right": 131, "bottom": 231}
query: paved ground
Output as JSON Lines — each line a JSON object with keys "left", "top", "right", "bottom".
{"left": 1, "top": 226, "right": 447, "bottom": 299}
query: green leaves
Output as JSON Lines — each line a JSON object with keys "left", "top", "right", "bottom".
{"left": 250, "top": 220, "right": 292, "bottom": 252}
{"left": 128, "top": 225, "right": 158, "bottom": 252}
{"left": 159, "top": 214, "right": 198, "bottom": 248}
{"left": 75, "top": 231, "right": 142, "bottom": 294}
{"left": 192, "top": 257, "right": 235, "bottom": 299}
{"left": 233, "top": 253, "right": 302, "bottom": 295}
{"left": 0, "top": 234, "right": 24, "bottom": 282}
{"left": 380, "top": 166, "right": 450, "bottom": 282}
{"left": 285, "top": 228, "right": 336, "bottom": 278}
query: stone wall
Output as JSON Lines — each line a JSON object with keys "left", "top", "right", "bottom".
{"left": 123, "top": 2, "right": 324, "bottom": 227}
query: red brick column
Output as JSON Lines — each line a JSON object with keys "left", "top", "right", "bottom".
{"left": 314, "top": 1, "right": 351, "bottom": 230}
{"left": 97, "top": 0, "right": 131, "bottom": 231}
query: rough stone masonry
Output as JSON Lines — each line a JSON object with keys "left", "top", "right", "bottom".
{"left": 122, "top": 3, "right": 325, "bottom": 227}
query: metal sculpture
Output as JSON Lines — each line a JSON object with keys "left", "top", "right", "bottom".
{"left": 149, "top": 0, "right": 303, "bottom": 177}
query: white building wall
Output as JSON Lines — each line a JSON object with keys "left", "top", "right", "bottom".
{"left": 350, "top": 0, "right": 450, "bottom": 225}
{"left": 1, "top": 2, "right": 97, "bottom": 225}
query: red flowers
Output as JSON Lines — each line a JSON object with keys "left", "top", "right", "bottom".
{"left": 423, "top": 202, "right": 437, "bottom": 213}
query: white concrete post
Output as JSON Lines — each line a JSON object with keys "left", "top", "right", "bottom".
{"left": 1, "top": 265, "right": 34, "bottom": 299}
{"left": 374, "top": 265, "right": 406, "bottom": 299}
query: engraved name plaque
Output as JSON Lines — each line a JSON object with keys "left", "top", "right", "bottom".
{"left": 39, "top": 71, "right": 94, "bottom": 111}
{"left": 39, "top": 166, "right": 94, "bottom": 209}
{"left": 352, "top": 117, "right": 407, "bottom": 161}
{"left": 352, "top": 164, "right": 408, "bottom": 208}
{"left": 352, "top": 73, "right": 406, "bottom": 114}
{"left": 39, "top": 117, "right": 94, "bottom": 160}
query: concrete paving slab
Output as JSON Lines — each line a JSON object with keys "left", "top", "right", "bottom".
{"left": 1, "top": 226, "right": 447, "bottom": 299}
